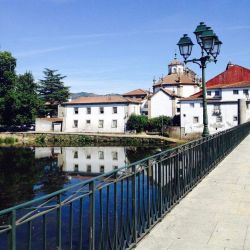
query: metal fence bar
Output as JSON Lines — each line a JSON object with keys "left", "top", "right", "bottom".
{"left": 0, "top": 122, "right": 250, "bottom": 250}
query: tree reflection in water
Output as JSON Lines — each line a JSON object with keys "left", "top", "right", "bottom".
{"left": 0, "top": 147, "right": 68, "bottom": 210}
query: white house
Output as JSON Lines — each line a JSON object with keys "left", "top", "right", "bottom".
{"left": 123, "top": 88, "right": 151, "bottom": 116}
{"left": 149, "top": 88, "right": 181, "bottom": 118}
{"left": 58, "top": 95, "right": 141, "bottom": 133}
{"left": 180, "top": 63, "right": 250, "bottom": 134}
{"left": 149, "top": 56, "right": 200, "bottom": 118}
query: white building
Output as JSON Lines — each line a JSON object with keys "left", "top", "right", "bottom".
{"left": 58, "top": 95, "right": 141, "bottom": 133}
{"left": 180, "top": 63, "right": 250, "bottom": 134}
{"left": 149, "top": 88, "right": 181, "bottom": 118}
{"left": 149, "top": 56, "right": 200, "bottom": 118}
{"left": 123, "top": 88, "right": 151, "bottom": 116}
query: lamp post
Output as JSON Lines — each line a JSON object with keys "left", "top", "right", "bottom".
{"left": 177, "top": 22, "right": 222, "bottom": 137}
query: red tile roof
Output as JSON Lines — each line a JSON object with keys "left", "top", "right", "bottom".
{"left": 63, "top": 95, "right": 141, "bottom": 105}
{"left": 180, "top": 91, "right": 203, "bottom": 101}
{"left": 160, "top": 88, "right": 182, "bottom": 98}
{"left": 123, "top": 89, "right": 149, "bottom": 96}
{"left": 181, "top": 64, "right": 250, "bottom": 101}
{"left": 208, "top": 81, "right": 250, "bottom": 89}
{"left": 153, "top": 73, "right": 197, "bottom": 87}
{"left": 207, "top": 64, "right": 250, "bottom": 87}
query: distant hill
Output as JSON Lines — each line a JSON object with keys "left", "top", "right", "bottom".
{"left": 70, "top": 92, "right": 97, "bottom": 99}
{"left": 70, "top": 92, "right": 120, "bottom": 99}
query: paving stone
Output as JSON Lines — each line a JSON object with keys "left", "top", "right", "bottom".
{"left": 135, "top": 135, "right": 250, "bottom": 250}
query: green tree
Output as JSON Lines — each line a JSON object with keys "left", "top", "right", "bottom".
{"left": 147, "top": 116, "right": 172, "bottom": 132}
{"left": 15, "top": 72, "right": 41, "bottom": 125}
{"left": 38, "top": 69, "right": 70, "bottom": 117}
{"left": 0, "top": 51, "right": 18, "bottom": 126}
{"left": 126, "top": 114, "right": 148, "bottom": 133}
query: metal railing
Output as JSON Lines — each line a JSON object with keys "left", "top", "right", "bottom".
{"left": 1, "top": 122, "right": 250, "bottom": 250}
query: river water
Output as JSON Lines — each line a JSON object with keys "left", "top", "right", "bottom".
{"left": 0, "top": 145, "right": 167, "bottom": 210}
{"left": 0, "top": 145, "right": 171, "bottom": 249}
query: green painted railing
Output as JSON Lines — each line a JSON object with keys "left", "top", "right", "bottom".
{"left": 0, "top": 122, "right": 250, "bottom": 250}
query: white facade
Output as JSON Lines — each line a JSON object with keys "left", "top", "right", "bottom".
{"left": 35, "top": 118, "right": 62, "bottom": 132}
{"left": 150, "top": 89, "right": 178, "bottom": 118}
{"left": 180, "top": 87, "right": 250, "bottom": 134}
{"left": 62, "top": 102, "right": 140, "bottom": 133}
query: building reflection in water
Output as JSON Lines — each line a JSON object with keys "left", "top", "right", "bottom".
{"left": 35, "top": 147, "right": 128, "bottom": 176}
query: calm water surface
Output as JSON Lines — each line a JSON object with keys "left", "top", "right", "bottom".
{"left": 0, "top": 145, "right": 166, "bottom": 210}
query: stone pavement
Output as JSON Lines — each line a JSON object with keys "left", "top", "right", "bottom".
{"left": 136, "top": 135, "right": 250, "bottom": 250}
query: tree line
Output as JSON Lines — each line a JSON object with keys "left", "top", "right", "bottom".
{"left": 0, "top": 51, "right": 70, "bottom": 127}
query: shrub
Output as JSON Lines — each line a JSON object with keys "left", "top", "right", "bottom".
{"left": 147, "top": 116, "right": 172, "bottom": 132}
{"left": 4, "top": 137, "right": 15, "bottom": 144}
{"left": 126, "top": 115, "right": 172, "bottom": 133}
{"left": 35, "top": 135, "right": 46, "bottom": 144}
{"left": 126, "top": 114, "right": 148, "bottom": 133}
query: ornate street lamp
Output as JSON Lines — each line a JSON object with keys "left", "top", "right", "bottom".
{"left": 177, "top": 22, "right": 222, "bottom": 137}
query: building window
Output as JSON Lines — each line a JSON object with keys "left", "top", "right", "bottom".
{"left": 74, "top": 164, "right": 79, "bottom": 172}
{"left": 213, "top": 104, "right": 221, "bottom": 112}
{"left": 86, "top": 120, "right": 91, "bottom": 124}
{"left": 190, "top": 103, "right": 194, "bottom": 108}
{"left": 99, "top": 107, "right": 104, "bottom": 114}
{"left": 113, "top": 166, "right": 118, "bottom": 170}
{"left": 112, "top": 151, "right": 118, "bottom": 160}
{"left": 87, "top": 165, "right": 91, "bottom": 173}
{"left": 233, "top": 90, "right": 239, "bottom": 95}
{"left": 113, "top": 107, "right": 117, "bottom": 114}
{"left": 73, "top": 151, "right": 78, "bottom": 159}
{"left": 98, "top": 120, "right": 104, "bottom": 128}
{"left": 177, "top": 108, "right": 180, "bottom": 112}
{"left": 111, "top": 120, "right": 117, "bottom": 128}
{"left": 216, "top": 116, "right": 222, "bottom": 123}
{"left": 86, "top": 154, "right": 91, "bottom": 159}
{"left": 215, "top": 90, "right": 220, "bottom": 96}
{"left": 100, "top": 165, "right": 105, "bottom": 173}
{"left": 233, "top": 116, "right": 238, "bottom": 121}
{"left": 74, "top": 107, "right": 79, "bottom": 114}
{"left": 200, "top": 103, "right": 203, "bottom": 108}
{"left": 207, "top": 91, "right": 211, "bottom": 96}
{"left": 193, "top": 116, "right": 199, "bottom": 123}
{"left": 247, "top": 103, "right": 250, "bottom": 109}
{"left": 73, "top": 120, "right": 78, "bottom": 128}
{"left": 87, "top": 107, "right": 91, "bottom": 114}
{"left": 243, "top": 89, "right": 249, "bottom": 95}
{"left": 98, "top": 151, "right": 104, "bottom": 160}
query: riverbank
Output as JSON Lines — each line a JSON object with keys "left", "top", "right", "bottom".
{"left": 0, "top": 132, "right": 185, "bottom": 147}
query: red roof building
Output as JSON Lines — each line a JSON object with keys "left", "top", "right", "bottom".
{"left": 207, "top": 63, "right": 250, "bottom": 87}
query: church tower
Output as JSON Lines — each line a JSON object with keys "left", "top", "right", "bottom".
{"left": 168, "top": 53, "right": 184, "bottom": 75}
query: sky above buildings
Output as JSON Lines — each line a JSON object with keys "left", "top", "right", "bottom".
{"left": 0, "top": 0, "right": 249, "bottom": 94}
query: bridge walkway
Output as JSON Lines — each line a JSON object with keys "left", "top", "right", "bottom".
{"left": 136, "top": 135, "right": 250, "bottom": 250}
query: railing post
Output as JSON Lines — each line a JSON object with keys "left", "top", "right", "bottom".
{"left": 132, "top": 165, "right": 137, "bottom": 245}
{"left": 89, "top": 181, "right": 95, "bottom": 250}
{"left": 8, "top": 210, "right": 16, "bottom": 250}
{"left": 158, "top": 158, "right": 163, "bottom": 218}
{"left": 147, "top": 160, "right": 151, "bottom": 228}
{"left": 57, "top": 194, "right": 62, "bottom": 250}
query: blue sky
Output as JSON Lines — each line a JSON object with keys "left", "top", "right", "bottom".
{"left": 0, "top": 0, "right": 249, "bottom": 94}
